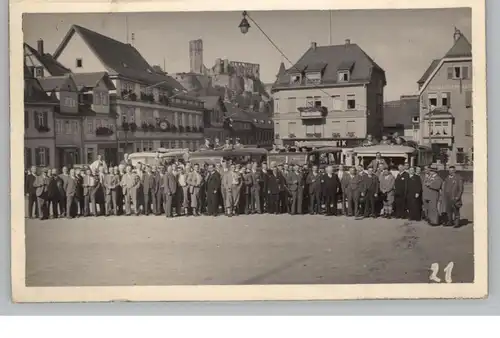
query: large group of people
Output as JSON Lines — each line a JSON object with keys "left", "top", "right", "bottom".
{"left": 25, "top": 151, "right": 466, "bottom": 227}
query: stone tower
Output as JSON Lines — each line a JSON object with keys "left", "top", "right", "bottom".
{"left": 189, "top": 39, "right": 203, "bottom": 74}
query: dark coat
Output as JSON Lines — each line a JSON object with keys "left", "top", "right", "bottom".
{"left": 142, "top": 173, "right": 156, "bottom": 194}
{"left": 205, "top": 171, "right": 221, "bottom": 195}
{"left": 321, "top": 173, "right": 340, "bottom": 197}
{"left": 306, "top": 172, "right": 322, "bottom": 194}
{"left": 363, "top": 174, "right": 379, "bottom": 195}
{"left": 267, "top": 172, "right": 282, "bottom": 195}
{"left": 406, "top": 175, "right": 422, "bottom": 198}
{"left": 395, "top": 171, "right": 409, "bottom": 196}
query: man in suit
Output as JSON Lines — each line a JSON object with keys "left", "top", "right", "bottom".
{"left": 306, "top": 165, "right": 322, "bottom": 215}
{"left": 64, "top": 168, "right": 78, "bottom": 219}
{"left": 187, "top": 163, "right": 203, "bottom": 216}
{"left": 422, "top": 169, "right": 443, "bottom": 226}
{"left": 322, "top": 165, "right": 341, "bottom": 216}
{"left": 266, "top": 166, "right": 283, "bottom": 214}
{"left": 83, "top": 168, "right": 97, "bottom": 217}
{"left": 406, "top": 167, "right": 423, "bottom": 221}
{"left": 362, "top": 167, "right": 380, "bottom": 218}
{"left": 104, "top": 167, "right": 120, "bottom": 216}
{"left": 205, "top": 164, "right": 221, "bottom": 216}
{"left": 135, "top": 162, "right": 145, "bottom": 214}
{"left": 154, "top": 166, "right": 164, "bottom": 216}
{"left": 394, "top": 164, "right": 409, "bottom": 219}
{"left": 230, "top": 164, "right": 243, "bottom": 215}
{"left": 379, "top": 167, "right": 396, "bottom": 218}
{"left": 286, "top": 164, "right": 300, "bottom": 215}
{"left": 46, "top": 168, "right": 62, "bottom": 218}
{"left": 442, "top": 165, "right": 464, "bottom": 227}
{"left": 141, "top": 166, "right": 156, "bottom": 216}
{"left": 74, "top": 168, "right": 84, "bottom": 217}
{"left": 337, "top": 164, "right": 348, "bottom": 215}
{"left": 120, "top": 165, "right": 140, "bottom": 216}
{"left": 221, "top": 163, "right": 235, "bottom": 216}
{"left": 260, "top": 162, "right": 269, "bottom": 213}
{"left": 242, "top": 164, "right": 253, "bottom": 214}
{"left": 58, "top": 166, "right": 70, "bottom": 217}
{"left": 163, "top": 165, "right": 177, "bottom": 217}
{"left": 25, "top": 166, "right": 38, "bottom": 218}
{"left": 33, "top": 168, "right": 50, "bottom": 220}
{"left": 345, "top": 167, "right": 364, "bottom": 217}
{"left": 249, "top": 163, "right": 262, "bottom": 214}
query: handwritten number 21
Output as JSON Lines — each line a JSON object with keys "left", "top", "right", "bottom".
{"left": 429, "top": 262, "right": 454, "bottom": 283}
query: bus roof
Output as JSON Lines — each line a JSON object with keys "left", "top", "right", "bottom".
{"left": 189, "top": 148, "right": 268, "bottom": 158}
{"left": 309, "top": 146, "right": 343, "bottom": 153}
{"left": 352, "top": 144, "right": 417, "bottom": 155}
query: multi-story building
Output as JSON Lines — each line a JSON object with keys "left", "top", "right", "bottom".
{"left": 199, "top": 95, "right": 226, "bottom": 143}
{"left": 271, "top": 40, "right": 386, "bottom": 147}
{"left": 417, "top": 28, "right": 473, "bottom": 164}
{"left": 383, "top": 95, "right": 420, "bottom": 141}
{"left": 24, "top": 40, "right": 71, "bottom": 78}
{"left": 50, "top": 24, "right": 205, "bottom": 158}
{"left": 24, "top": 62, "right": 59, "bottom": 169}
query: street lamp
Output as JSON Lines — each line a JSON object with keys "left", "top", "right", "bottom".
{"left": 238, "top": 11, "right": 251, "bottom": 34}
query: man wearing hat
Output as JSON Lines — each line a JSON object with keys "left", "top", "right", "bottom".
{"left": 442, "top": 166, "right": 464, "bottom": 227}
{"left": 233, "top": 138, "right": 243, "bottom": 149}
{"left": 33, "top": 167, "right": 50, "bottom": 220}
{"left": 200, "top": 138, "right": 212, "bottom": 150}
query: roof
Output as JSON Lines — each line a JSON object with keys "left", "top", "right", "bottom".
{"left": 53, "top": 25, "right": 185, "bottom": 94}
{"left": 24, "top": 43, "right": 71, "bottom": 76}
{"left": 352, "top": 144, "right": 417, "bottom": 154}
{"left": 190, "top": 148, "right": 268, "bottom": 158}
{"left": 383, "top": 96, "right": 419, "bottom": 128}
{"left": 71, "top": 72, "right": 115, "bottom": 90}
{"left": 198, "top": 95, "right": 221, "bottom": 110}
{"left": 38, "top": 75, "right": 75, "bottom": 92}
{"left": 273, "top": 42, "right": 385, "bottom": 90}
{"left": 223, "top": 101, "right": 273, "bottom": 128}
{"left": 417, "top": 59, "right": 440, "bottom": 84}
{"left": 445, "top": 34, "right": 472, "bottom": 58}
{"left": 24, "top": 62, "right": 59, "bottom": 104}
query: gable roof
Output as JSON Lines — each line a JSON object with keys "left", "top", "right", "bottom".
{"left": 38, "top": 75, "right": 77, "bottom": 92}
{"left": 272, "top": 42, "right": 385, "bottom": 90}
{"left": 417, "top": 59, "right": 440, "bottom": 84}
{"left": 24, "top": 43, "right": 71, "bottom": 76}
{"left": 53, "top": 25, "right": 185, "bottom": 94}
{"left": 383, "top": 96, "right": 419, "bottom": 128}
{"left": 445, "top": 34, "right": 472, "bottom": 58}
{"left": 71, "top": 72, "right": 115, "bottom": 91}
{"left": 24, "top": 62, "right": 59, "bottom": 104}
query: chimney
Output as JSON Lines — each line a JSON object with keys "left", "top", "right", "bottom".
{"left": 453, "top": 27, "right": 462, "bottom": 42}
{"left": 37, "top": 39, "right": 44, "bottom": 55}
{"left": 311, "top": 42, "right": 317, "bottom": 50}
{"left": 345, "top": 39, "right": 351, "bottom": 45}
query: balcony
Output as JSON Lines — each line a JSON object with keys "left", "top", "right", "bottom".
{"left": 298, "top": 106, "right": 327, "bottom": 120}
{"left": 305, "top": 133, "right": 322, "bottom": 138}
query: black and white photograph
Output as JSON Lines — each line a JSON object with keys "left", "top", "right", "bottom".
{"left": 10, "top": 0, "right": 487, "bottom": 301}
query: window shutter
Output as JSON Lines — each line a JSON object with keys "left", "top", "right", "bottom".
{"left": 462, "top": 66, "right": 469, "bottom": 79}
{"left": 465, "top": 90, "right": 472, "bottom": 108}
{"left": 42, "top": 111, "right": 48, "bottom": 126}
{"left": 24, "top": 111, "right": 29, "bottom": 129}
{"left": 45, "top": 147, "right": 50, "bottom": 167}
{"left": 445, "top": 92, "right": 451, "bottom": 107}
{"left": 447, "top": 67, "right": 453, "bottom": 79}
{"left": 34, "top": 111, "right": 40, "bottom": 129}
{"left": 35, "top": 147, "right": 40, "bottom": 166}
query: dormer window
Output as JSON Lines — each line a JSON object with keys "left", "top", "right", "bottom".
{"left": 338, "top": 71, "right": 350, "bottom": 82}
{"left": 305, "top": 72, "right": 321, "bottom": 84}
{"left": 35, "top": 67, "right": 44, "bottom": 78}
{"left": 290, "top": 74, "right": 301, "bottom": 84}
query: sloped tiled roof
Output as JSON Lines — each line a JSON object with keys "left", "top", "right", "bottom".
{"left": 53, "top": 25, "right": 185, "bottom": 94}
{"left": 445, "top": 34, "right": 472, "bottom": 58}
{"left": 273, "top": 42, "right": 385, "bottom": 89}
{"left": 24, "top": 43, "right": 71, "bottom": 76}
{"left": 417, "top": 59, "right": 441, "bottom": 84}
{"left": 38, "top": 75, "right": 75, "bottom": 92}
{"left": 24, "top": 62, "right": 59, "bottom": 104}
{"left": 71, "top": 72, "right": 115, "bottom": 90}
{"left": 198, "top": 95, "right": 221, "bottom": 110}
{"left": 383, "top": 96, "right": 419, "bottom": 128}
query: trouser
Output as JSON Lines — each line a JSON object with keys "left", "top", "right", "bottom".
{"left": 105, "top": 190, "right": 118, "bottom": 215}
{"left": 84, "top": 194, "right": 97, "bottom": 216}
{"left": 221, "top": 188, "right": 227, "bottom": 209}
{"left": 190, "top": 188, "right": 200, "bottom": 212}
{"left": 123, "top": 191, "right": 133, "bottom": 215}
{"left": 28, "top": 193, "right": 38, "bottom": 218}
{"left": 445, "top": 200, "right": 461, "bottom": 225}
{"left": 250, "top": 188, "right": 261, "bottom": 213}
{"left": 324, "top": 195, "right": 337, "bottom": 215}
{"left": 207, "top": 190, "right": 219, "bottom": 215}
{"left": 181, "top": 186, "right": 190, "bottom": 209}
{"left": 115, "top": 187, "right": 123, "bottom": 214}
{"left": 309, "top": 191, "right": 321, "bottom": 214}
{"left": 243, "top": 193, "right": 252, "bottom": 214}
{"left": 394, "top": 193, "right": 407, "bottom": 218}
{"left": 279, "top": 191, "right": 288, "bottom": 213}
{"left": 58, "top": 194, "right": 66, "bottom": 216}
{"left": 48, "top": 198, "right": 59, "bottom": 217}
{"left": 143, "top": 191, "right": 155, "bottom": 215}
{"left": 268, "top": 194, "right": 279, "bottom": 213}
{"left": 297, "top": 187, "right": 304, "bottom": 214}
{"left": 155, "top": 189, "right": 164, "bottom": 215}
{"left": 165, "top": 193, "right": 174, "bottom": 217}
{"left": 75, "top": 196, "right": 84, "bottom": 216}
{"left": 407, "top": 196, "right": 422, "bottom": 221}
{"left": 424, "top": 198, "right": 440, "bottom": 225}
{"left": 339, "top": 192, "right": 348, "bottom": 215}
{"left": 36, "top": 197, "right": 48, "bottom": 219}
{"left": 363, "top": 193, "right": 377, "bottom": 217}
{"left": 382, "top": 191, "right": 394, "bottom": 215}
{"left": 231, "top": 186, "right": 241, "bottom": 213}
{"left": 66, "top": 195, "right": 75, "bottom": 218}
{"left": 289, "top": 190, "right": 299, "bottom": 214}
{"left": 347, "top": 193, "right": 361, "bottom": 216}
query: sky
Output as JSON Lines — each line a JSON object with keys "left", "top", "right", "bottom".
{"left": 23, "top": 8, "right": 471, "bottom": 101}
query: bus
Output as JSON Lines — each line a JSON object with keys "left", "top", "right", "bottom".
{"left": 189, "top": 148, "right": 268, "bottom": 166}
{"left": 128, "top": 149, "right": 189, "bottom": 167}
{"left": 351, "top": 144, "right": 433, "bottom": 168}
{"left": 307, "top": 147, "right": 344, "bottom": 170}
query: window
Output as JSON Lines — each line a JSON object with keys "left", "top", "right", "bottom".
{"left": 331, "top": 95, "right": 342, "bottom": 111}
{"left": 288, "top": 97, "right": 296, "bottom": 112}
{"left": 25, "top": 111, "right": 29, "bottom": 129}
{"left": 287, "top": 122, "right": 297, "bottom": 135}
{"left": 35, "top": 67, "right": 44, "bottom": 78}
{"left": 64, "top": 121, "right": 71, "bottom": 134}
{"left": 338, "top": 71, "right": 349, "bottom": 82}
{"left": 465, "top": 90, "right": 472, "bottom": 108}
{"left": 441, "top": 92, "right": 450, "bottom": 107}
{"left": 25, "top": 147, "right": 32, "bottom": 168}
{"left": 290, "top": 74, "right": 301, "bottom": 84}
{"left": 35, "top": 147, "right": 49, "bottom": 166}
{"left": 305, "top": 72, "right": 321, "bottom": 84}
{"left": 274, "top": 99, "right": 280, "bottom": 113}
{"left": 76, "top": 58, "right": 83, "bottom": 68}
{"left": 86, "top": 148, "right": 94, "bottom": 163}
{"left": 72, "top": 121, "right": 79, "bottom": 133}
{"left": 448, "top": 66, "right": 469, "bottom": 80}
{"left": 457, "top": 147, "right": 464, "bottom": 153}
{"left": 314, "top": 96, "right": 322, "bottom": 108}
{"left": 306, "top": 96, "right": 314, "bottom": 107}
{"left": 64, "top": 97, "right": 76, "bottom": 108}
{"left": 412, "top": 116, "right": 420, "bottom": 123}
{"left": 101, "top": 93, "right": 108, "bottom": 105}
{"left": 428, "top": 93, "right": 438, "bottom": 107}
{"left": 87, "top": 120, "right": 94, "bottom": 134}
{"left": 442, "top": 121, "right": 449, "bottom": 126}
{"left": 94, "top": 92, "right": 102, "bottom": 105}
{"left": 34, "top": 111, "right": 46, "bottom": 127}
{"left": 346, "top": 95, "right": 356, "bottom": 110}
{"left": 465, "top": 120, "right": 473, "bottom": 136}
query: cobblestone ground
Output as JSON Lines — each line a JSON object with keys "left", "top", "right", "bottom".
{"left": 25, "top": 187, "right": 474, "bottom": 286}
